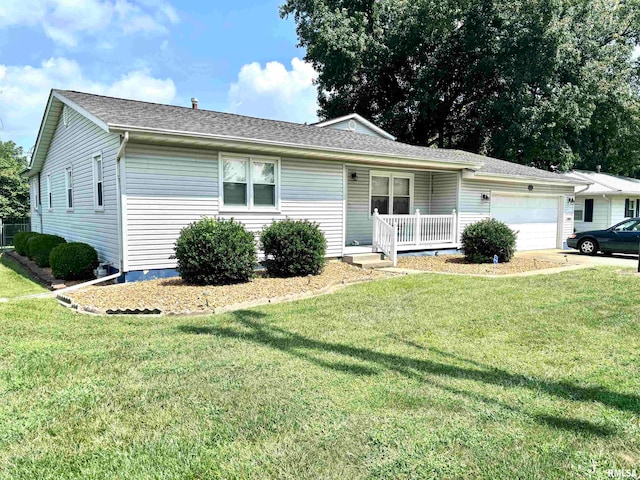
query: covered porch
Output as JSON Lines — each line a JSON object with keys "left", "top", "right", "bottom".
{"left": 344, "top": 165, "right": 460, "bottom": 264}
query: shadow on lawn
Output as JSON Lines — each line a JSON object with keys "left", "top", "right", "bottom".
{"left": 178, "top": 310, "right": 637, "bottom": 436}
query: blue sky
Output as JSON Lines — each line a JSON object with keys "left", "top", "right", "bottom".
{"left": 0, "top": 0, "right": 319, "bottom": 151}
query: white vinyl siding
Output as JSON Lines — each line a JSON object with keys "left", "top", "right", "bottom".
{"left": 123, "top": 144, "right": 344, "bottom": 271}
{"left": 573, "top": 195, "right": 640, "bottom": 233}
{"left": 28, "top": 106, "right": 121, "bottom": 266}
{"left": 459, "top": 178, "right": 574, "bottom": 246}
{"left": 573, "top": 196, "right": 612, "bottom": 232}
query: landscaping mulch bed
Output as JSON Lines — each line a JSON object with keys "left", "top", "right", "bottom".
{"left": 3, "top": 250, "right": 86, "bottom": 290}
{"left": 66, "top": 262, "right": 390, "bottom": 315}
{"left": 397, "top": 254, "right": 567, "bottom": 275}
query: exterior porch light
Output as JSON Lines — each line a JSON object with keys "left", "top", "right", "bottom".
{"left": 481, "top": 193, "right": 490, "bottom": 201}
{"left": 351, "top": 172, "right": 358, "bottom": 181}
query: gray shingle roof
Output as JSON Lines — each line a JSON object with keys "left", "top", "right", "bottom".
{"left": 57, "top": 89, "right": 569, "bottom": 181}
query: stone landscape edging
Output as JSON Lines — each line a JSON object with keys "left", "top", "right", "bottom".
{"left": 57, "top": 274, "right": 396, "bottom": 317}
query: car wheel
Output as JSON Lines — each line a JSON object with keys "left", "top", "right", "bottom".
{"left": 578, "top": 238, "right": 598, "bottom": 255}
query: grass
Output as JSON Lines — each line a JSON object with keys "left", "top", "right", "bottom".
{"left": 1, "top": 267, "right": 639, "bottom": 479}
{"left": 0, "top": 255, "right": 47, "bottom": 298}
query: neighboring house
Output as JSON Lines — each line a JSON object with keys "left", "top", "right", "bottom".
{"left": 23, "top": 90, "right": 586, "bottom": 281}
{"left": 566, "top": 170, "right": 640, "bottom": 232}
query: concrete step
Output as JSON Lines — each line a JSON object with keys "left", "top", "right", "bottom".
{"left": 343, "top": 253, "right": 384, "bottom": 264}
{"left": 356, "top": 259, "right": 394, "bottom": 269}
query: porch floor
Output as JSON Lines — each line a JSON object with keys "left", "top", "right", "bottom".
{"left": 343, "top": 243, "right": 460, "bottom": 256}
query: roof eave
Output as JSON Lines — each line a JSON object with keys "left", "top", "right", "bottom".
{"left": 109, "top": 125, "right": 483, "bottom": 171}
{"left": 463, "top": 170, "right": 590, "bottom": 186}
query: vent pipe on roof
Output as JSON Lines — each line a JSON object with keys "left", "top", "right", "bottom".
{"left": 596, "top": 164, "right": 601, "bottom": 173}
{"left": 191, "top": 98, "right": 199, "bottom": 109}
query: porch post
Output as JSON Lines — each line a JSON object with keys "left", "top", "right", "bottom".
{"left": 414, "top": 209, "right": 420, "bottom": 247}
{"left": 451, "top": 209, "right": 457, "bottom": 243}
{"left": 372, "top": 208, "right": 379, "bottom": 253}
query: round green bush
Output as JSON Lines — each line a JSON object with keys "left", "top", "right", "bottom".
{"left": 260, "top": 219, "right": 326, "bottom": 277}
{"left": 461, "top": 219, "right": 517, "bottom": 264}
{"left": 50, "top": 242, "right": 99, "bottom": 280}
{"left": 27, "top": 234, "right": 66, "bottom": 267}
{"left": 173, "top": 217, "right": 257, "bottom": 285}
{"left": 13, "top": 231, "right": 39, "bottom": 256}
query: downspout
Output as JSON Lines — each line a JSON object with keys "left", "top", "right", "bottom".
{"left": 602, "top": 194, "right": 611, "bottom": 227}
{"left": 116, "top": 132, "right": 129, "bottom": 276}
{"left": 37, "top": 172, "right": 43, "bottom": 233}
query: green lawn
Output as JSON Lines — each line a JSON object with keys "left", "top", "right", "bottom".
{"left": 0, "top": 255, "right": 47, "bottom": 298}
{"left": 1, "top": 268, "right": 639, "bottom": 479}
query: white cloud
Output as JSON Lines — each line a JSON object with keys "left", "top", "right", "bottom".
{"left": 633, "top": 45, "right": 640, "bottom": 60}
{"left": 0, "top": 0, "right": 179, "bottom": 47}
{"left": 0, "top": 57, "right": 176, "bottom": 148}
{"left": 228, "top": 58, "right": 319, "bottom": 124}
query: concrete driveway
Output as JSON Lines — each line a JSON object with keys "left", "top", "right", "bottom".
{"left": 517, "top": 249, "right": 639, "bottom": 268}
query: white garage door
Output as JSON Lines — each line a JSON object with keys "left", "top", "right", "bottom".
{"left": 491, "top": 194, "right": 560, "bottom": 250}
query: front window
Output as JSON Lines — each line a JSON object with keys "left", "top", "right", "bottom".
{"left": 221, "top": 155, "right": 278, "bottom": 209}
{"left": 624, "top": 198, "right": 638, "bottom": 218}
{"left": 370, "top": 172, "right": 413, "bottom": 215}
{"left": 65, "top": 167, "right": 73, "bottom": 210}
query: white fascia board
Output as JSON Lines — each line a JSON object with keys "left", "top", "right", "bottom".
{"left": 109, "top": 125, "right": 483, "bottom": 171}
{"left": 313, "top": 113, "right": 397, "bottom": 140}
{"left": 52, "top": 91, "right": 110, "bottom": 132}
{"left": 462, "top": 169, "right": 590, "bottom": 187}
{"left": 23, "top": 92, "right": 55, "bottom": 177}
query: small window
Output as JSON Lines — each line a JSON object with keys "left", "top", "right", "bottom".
{"left": 574, "top": 208, "right": 584, "bottom": 222}
{"left": 584, "top": 198, "right": 594, "bottom": 223}
{"left": 221, "top": 155, "right": 278, "bottom": 209}
{"left": 46, "top": 174, "right": 52, "bottom": 210}
{"left": 93, "top": 154, "right": 104, "bottom": 209}
{"left": 370, "top": 171, "right": 413, "bottom": 215}
{"left": 65, "top": 167, "right": 73, "bottom": 210}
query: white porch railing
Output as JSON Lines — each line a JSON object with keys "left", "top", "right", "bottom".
{"left": 372, "top": 211, "right": 398, "bottom": 266}
{"left": 373, "top": 209, "right": 457, "bottom": 265}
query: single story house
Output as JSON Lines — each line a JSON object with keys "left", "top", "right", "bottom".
{"left": 566, "top": 170, "right": 640, "bottom": 232}
{"left": 23, "top": 90, "right": 585, "bottom": 281}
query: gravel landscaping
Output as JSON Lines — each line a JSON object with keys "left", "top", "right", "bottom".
{"left": 66, "top": 261, "right": 390, "bottom": 315}
{"left": 397, "top": 254, "right": 568, "bottom": 275}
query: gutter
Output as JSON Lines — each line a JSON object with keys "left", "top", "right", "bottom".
{"left": 462, "top": 169, "right": 588, "bottom": 187}
{"left": 116, "top": 132, "right": 129, "bottom": 274}
{"left": 108, "top": 125, "right": 483, "bottom": 171}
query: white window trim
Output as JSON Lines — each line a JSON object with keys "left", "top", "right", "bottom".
{"left": 574, "top": 208, "right": 584, "bottom": 222}
{"left": 46, "top": 174, "right": 52, "bottom": 211}
{"left": 65, "top": 165, "right": 74, "bottom": 212}
{"left": 218, "top": 152, "right": 281, "bottom": 212}
{"left": 368, "top": 170, "right": 415, "bottom": 217}
{"left": 93, "top": 152, "right": 104, "bottom": 211}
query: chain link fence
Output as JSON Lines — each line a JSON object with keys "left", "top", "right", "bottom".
{"left": 1, "top": 218, "right": 31, "bottom": 249}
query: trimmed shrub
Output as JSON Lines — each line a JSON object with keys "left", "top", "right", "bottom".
{"left": 27, "top": 234, "right": 66, "bottom": 267}
{"left": 260, "top": 219, "right": 326, "bottom": 277}
{"left": 50, "top": 242, "right": 99, "bottom": 280}
{"left": 173, "top": 217, "right": 257, "bottom": 285}
{"left": 14, "top": 231, "right": 39, "bottom": 256}
{"left": 461, "top": 219, "right": 517, "bottom": 264}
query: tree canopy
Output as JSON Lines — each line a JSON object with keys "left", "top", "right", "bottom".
{"left": 0, "top": 140, "right": 30, "bottom": 219}
{"left": 281, "top": 0, "right": 640, "bottom": 174}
